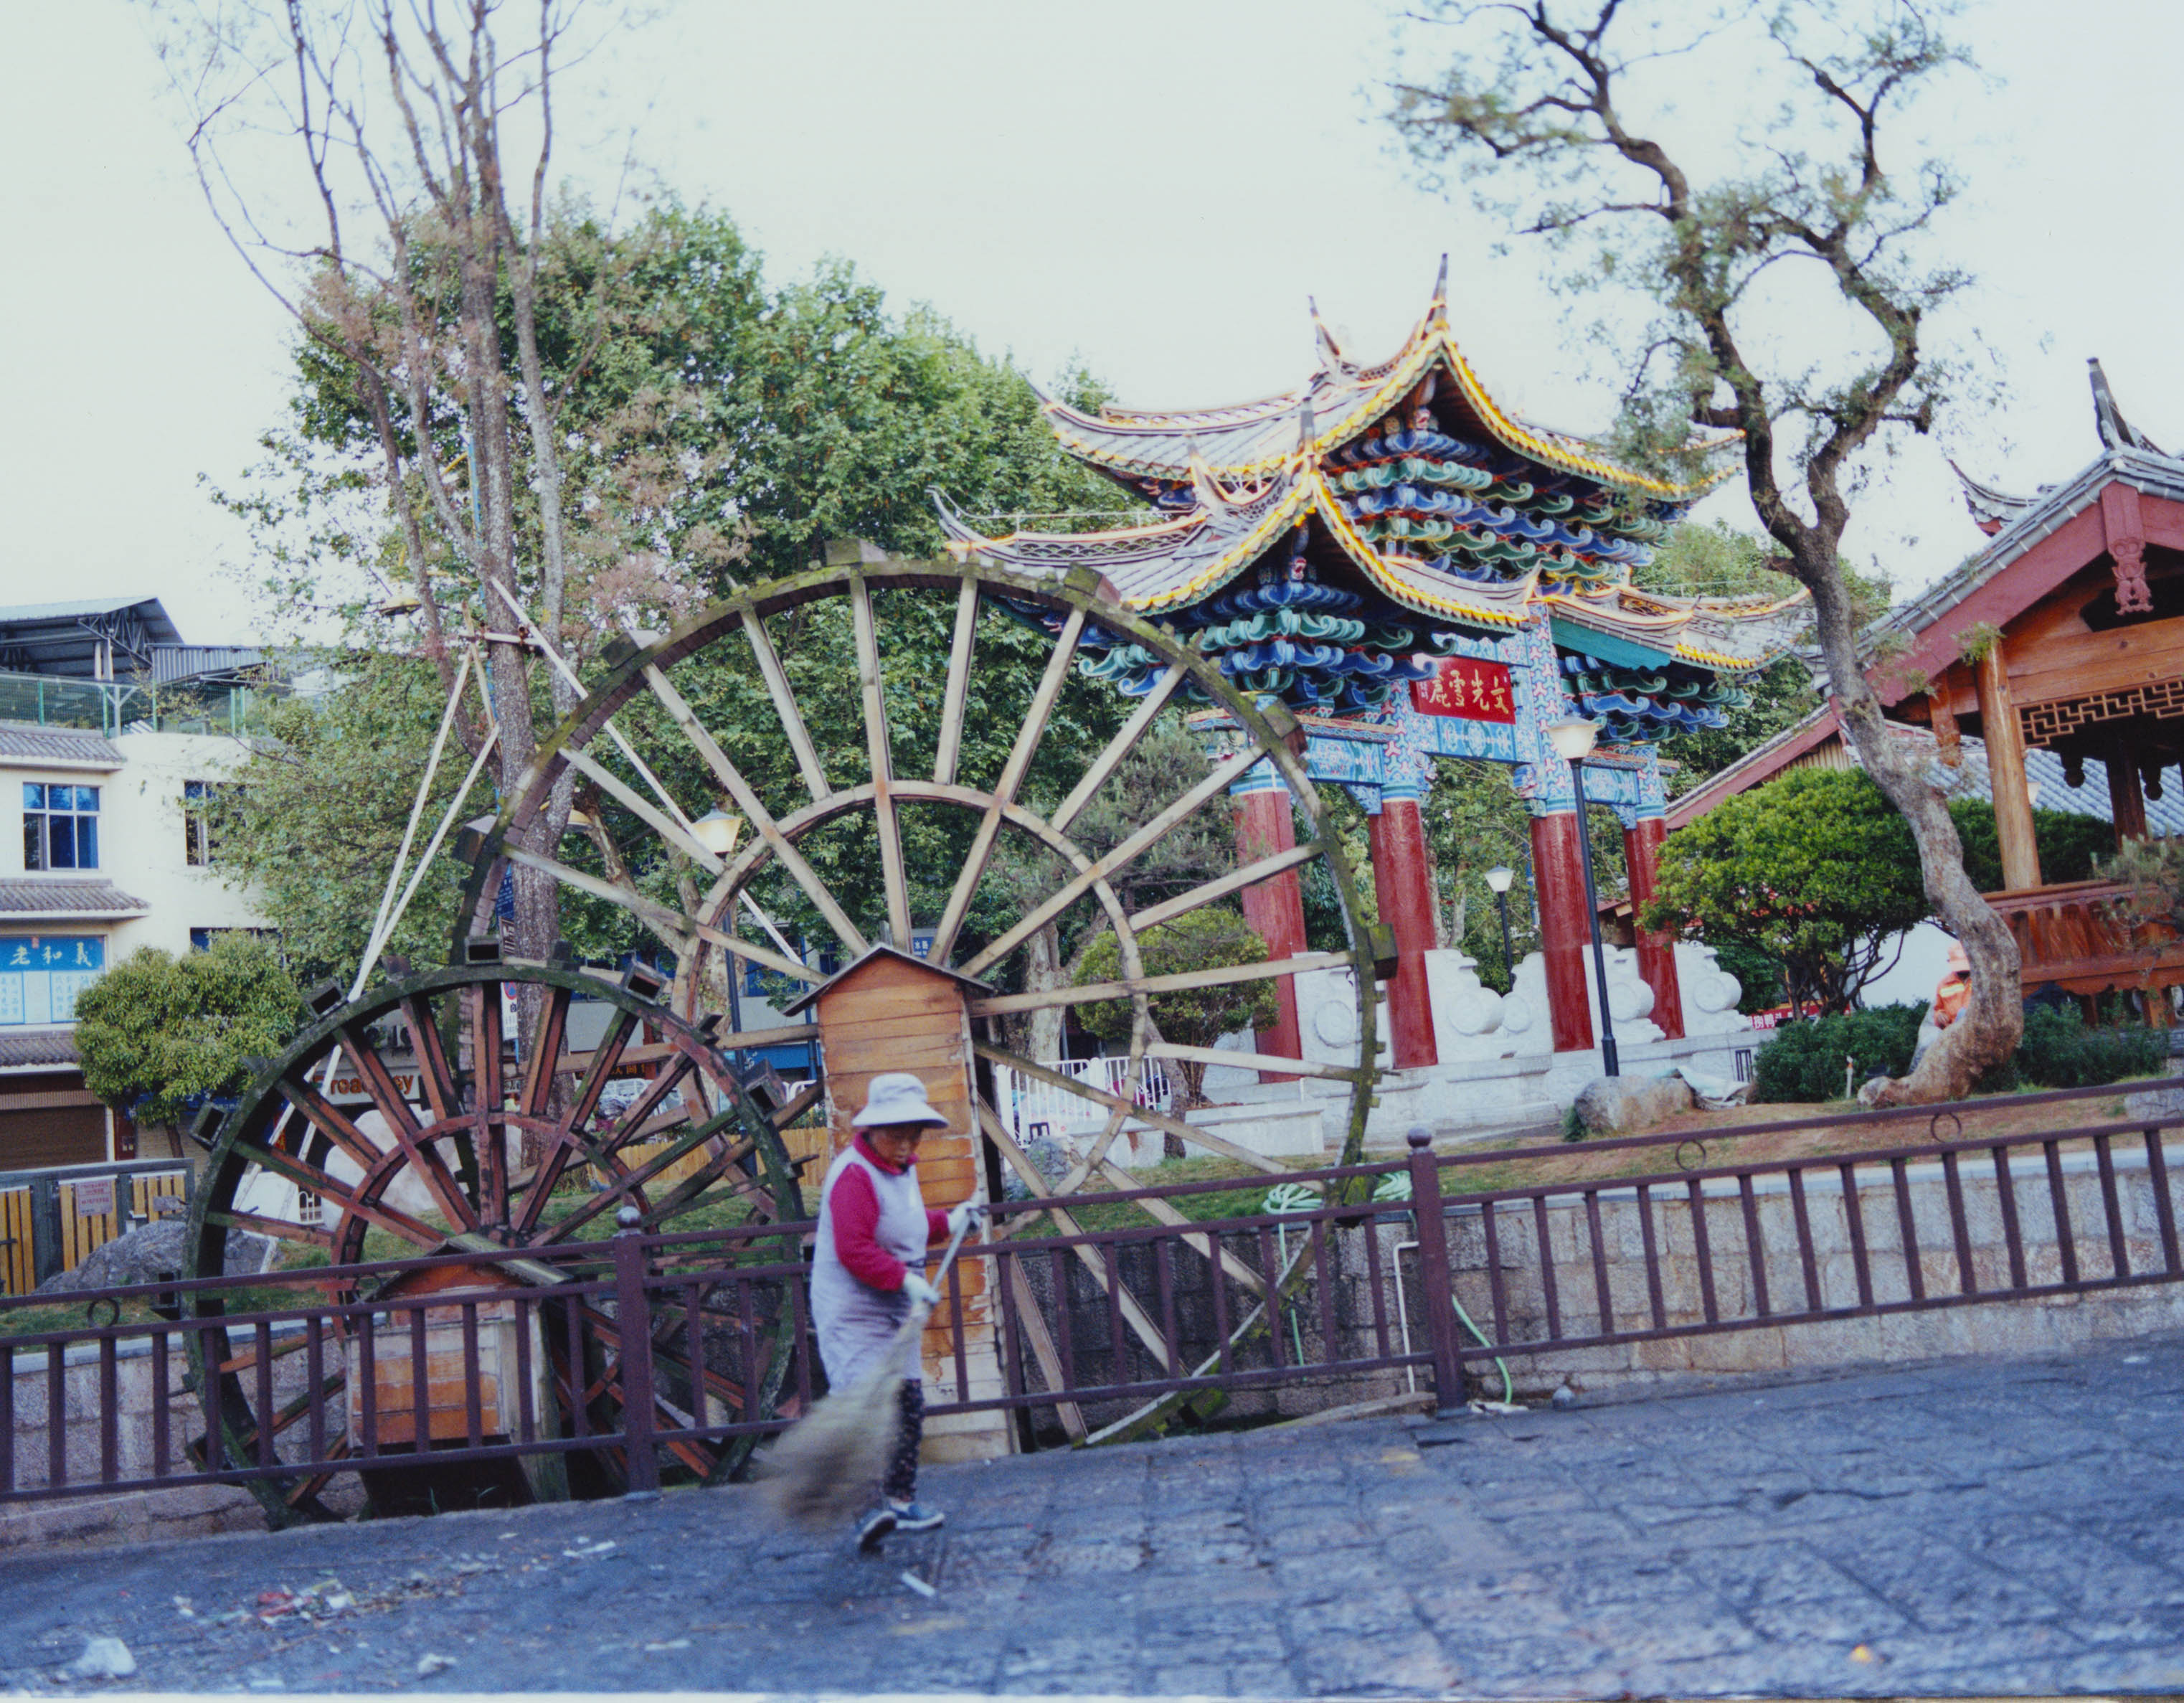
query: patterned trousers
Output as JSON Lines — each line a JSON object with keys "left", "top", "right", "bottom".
{"left": 883, "top": 1380, "right": 923, "bottom": 1504}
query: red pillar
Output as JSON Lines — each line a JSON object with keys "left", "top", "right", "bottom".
{"left": 1368, "top": 796, "right": 1439, "bottom": 1070}
{"left": 1622, "top": 816, "right": 1685, "bottom": 1041}
{"left": 1233, "top": 781, "right": 1306, "bottom": 1077}
{"left": 1529, "top": 811, "right": 1595, "bottom": 1053}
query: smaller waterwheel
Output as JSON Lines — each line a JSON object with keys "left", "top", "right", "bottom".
{"left": 186, "top": 953, "right": 807, "bottom": 1524}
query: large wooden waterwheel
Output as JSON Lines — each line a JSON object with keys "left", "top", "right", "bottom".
{"left": 453, "top": 551, "right": 1381, "bottom": 1435}
{"left": 186, "top": 958, "right": 805, "bottom": 1523}
{"left": 457, "top": 550, "right": 1379, "bottom": 1196}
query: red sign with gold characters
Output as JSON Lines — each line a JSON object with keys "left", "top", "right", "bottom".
{"left": 1411, "top": 656, "right": 1516, "bottom": 722}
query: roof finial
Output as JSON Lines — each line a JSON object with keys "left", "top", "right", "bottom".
{"left": 1427, "top": 253, "right": 1449, "bottom": 326}
{"left": 1297, "top": 399, "right": 1318, "bottom": 456}
{"left": 2090, "top": 358, "right": 2162, "bottom": 456}
{"left": 1309, "top": 296, "right": 1348, "bottom": 377}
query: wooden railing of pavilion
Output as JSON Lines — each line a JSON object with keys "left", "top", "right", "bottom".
{"left": 1986, "top": 878, "right": 2184, "bottom": 1017}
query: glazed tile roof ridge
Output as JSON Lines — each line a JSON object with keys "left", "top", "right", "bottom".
{"left": 1040, "top": 268, "right": 1740, "bottom": 503}
{"left": 0, "top": 878, "right": 151, "bottom": 916}
{"left": 0, "top": 725, "right": 125, "bottom": 767}
{"left": 940, "top": 468, "right": 1806, "bottom": 670}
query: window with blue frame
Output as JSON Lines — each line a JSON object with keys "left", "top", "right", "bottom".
{"left": 23, "top": 784, "right": 99, "bottom": 870}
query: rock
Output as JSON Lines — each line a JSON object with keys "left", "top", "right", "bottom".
{"left": 1550, "top": 1383, "right": 1577, "bottom": 1410}
{"left": 1003, "top": 1134, "right": 1071, "bottom": 1200}
{"left": 417, "top": 1653, "right": 458, "bottom": 1676}
{"left": 2124, "top": 1084, "right": 2184, "bottom": 1126}
{"left": 36, "top": 1222, "right": 271, "bottom": 1296}
{"left": 68, "top": 1636, "right": 136, "bottom": 1680}
{"left": 1571, "top": 1073, "right": 1693, "bottom": 1137}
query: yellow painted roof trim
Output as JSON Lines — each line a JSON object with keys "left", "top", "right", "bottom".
{"left": 1042, "top": 313, "right": 1742, "bottom": 503}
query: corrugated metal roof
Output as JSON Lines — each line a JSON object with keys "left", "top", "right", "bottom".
{"left": 0, "top": 726, "right": 123, "bottom": 768}
{"left": 0, "top": 1032, "right": 80, "bottom": 1070}
{"left": 151, "top": 644, "right": 267, "bottom": 684}
{"left": 0, "top": 879, "right": 148, "bottom": 916}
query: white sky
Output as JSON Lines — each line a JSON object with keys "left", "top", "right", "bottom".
{"left": 2, "top": 0, "right": 2179, "bottom": 646}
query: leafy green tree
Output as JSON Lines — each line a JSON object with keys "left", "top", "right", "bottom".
{"left": 1075, "top": 912, "right": 1278, "bottom": 1128}
{"left": 214, "top": 202, "right": 1139, "bottom": 999}
{"left": 1391, "top": 1, "right": 2016, "bottom": 1102}
{"left": 1645, "top": 768, "right": 2126, "bottom": 1014}
{"left": 74, "top": 938, "right": 304, "bottom": 1131}
{"left": 1642, "top": 768, "right": 1930, "bottom": 1016}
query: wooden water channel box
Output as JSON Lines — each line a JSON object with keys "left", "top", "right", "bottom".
{"left": 346, "top": 1265, "right": 550, "bottom": 1450}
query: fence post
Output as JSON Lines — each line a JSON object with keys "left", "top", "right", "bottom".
{"left": 30, "top": 1178, "right": 62, "bottom": 1287}
{"left": 610, "top": 1209, "right": 661, "bottom": 1498}
{"left": 1406, "top": 1129, "right": 1467, "bottom": 1416}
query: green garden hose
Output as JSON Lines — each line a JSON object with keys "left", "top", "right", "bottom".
{"left": 1368, "top": 1173, "right": 1516, "bottom": 1406}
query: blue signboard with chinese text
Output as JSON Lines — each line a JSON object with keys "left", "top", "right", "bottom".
{"left": 0, "top": 935, "right": 105, "bottom": 1026}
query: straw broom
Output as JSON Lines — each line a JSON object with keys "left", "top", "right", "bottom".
{"left": 764, "top": 1218, "right": 972, "bottom": 1529}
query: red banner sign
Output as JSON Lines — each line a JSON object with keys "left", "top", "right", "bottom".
{"left": 1411, "top": 656, "right": 1516, "bottom": 722}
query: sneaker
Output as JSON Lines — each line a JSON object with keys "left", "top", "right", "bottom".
{"left": 885, "top": 1499, "right": 945, "bottom": 1534}
{"left": 855, "top": 1505, "right": 897, "bottom": 1552}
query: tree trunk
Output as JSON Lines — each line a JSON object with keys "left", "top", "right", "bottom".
{"left": 1020, "top": 925, "right": 1067, "bottom": 1065}
{"left": 1798, "top": 556, "right": 2021, "bottom": 1103}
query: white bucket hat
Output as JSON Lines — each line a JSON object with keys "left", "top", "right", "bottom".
{"left": 852, "top": 1071, "right": 949, "bottom": 1130}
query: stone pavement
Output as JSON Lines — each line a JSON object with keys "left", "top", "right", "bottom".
{"left": 4, "top": 1334, "right": 2184, "bottom": 1697}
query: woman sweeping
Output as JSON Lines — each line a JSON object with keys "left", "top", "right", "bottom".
{"left": 810, "top": 1070, "right": 982, "bottom": 1550}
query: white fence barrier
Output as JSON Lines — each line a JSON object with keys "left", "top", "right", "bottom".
{"left": 990, "top": 1056, "right": 1173, "bottom": 1143}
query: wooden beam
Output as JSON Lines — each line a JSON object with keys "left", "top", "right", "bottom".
{"left": 1975, "top": 644, "right": 2042, "bottom": 891}
{"left": 968, "top": 949, "right": 1354, "bottom": 1017}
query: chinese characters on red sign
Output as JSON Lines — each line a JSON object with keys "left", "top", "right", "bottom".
{"left": 1410, "top": 656, "right": 1516, "bottom": 723}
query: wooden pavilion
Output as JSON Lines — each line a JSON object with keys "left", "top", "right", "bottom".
{"left": 1849, "top": 362, "right": 2184, "bottom": 1013}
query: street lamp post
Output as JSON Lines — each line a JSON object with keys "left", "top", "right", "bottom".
{"left": 1543, "top": 718, "right": 1620, "bottom": 1078}
{"left": 1484, "top": 864, "right": 1516, "bottom": 989}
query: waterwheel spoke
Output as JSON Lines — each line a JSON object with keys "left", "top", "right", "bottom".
{"left": 471, "top": 980, "right": 509, "bottom": 1226}
{"left": 625, "top": 1134, "right": 767, "bottom": 1232}
{"left": 973, "top": 1103, "right": 1175, "bottom": 1372}
{"left": 271, "top": 1075, "right": 386, "bottom": 1175}
{"left": 849, "top": 572, "right": 914, "bottom": 947}
{"left": 543, "top": 1105, "right": 733, "bottom": 1244}
{"left": 516, "top": 984, "right": 574, "bottom": 1120}
{"left": 335, "top": 1020, "right": 478, "bottom": 1230}
{"left": 401, "top": 994, "right": 461, "bottom": 1122}
{"left": 502, "top": 844, "right": 692, "bottom": 957}
{"left": 969, "top": 949, "right": 1355, "bottom": 1017}
{"left": 739, "top": 603, "right": 831, "bottom": 803}
{"left": 228, "top": 1137, "right": 443, "bottom": 1248}
{"left": 201, "top": 1207, "right": 334, "bottom": 1251}
{"left": 1049, "top": 662, "right": 1187, "bottom": 831}
{"left": 961, "top": 740, "right": 1270, "bottom": 976}
{"left": 928, "top": 605, "right": 1088, "bottom": 966}
{"left": 975, "top": 1040, "right": 1287, "bottom": 1183}
{"left": 560, "top": 748, "right": 724, "bottom": 874}
{"left": 931, "top": 572, "right": 981, "bottom": 787}
{"left": 1128, "top": 843, "right": 1324, "bottom": 934}
{"left": 517, "top": 1010, "right": 639, "bottom": 1232}
{"left": 640, "top": 662, "right": 869, "bottom": 958}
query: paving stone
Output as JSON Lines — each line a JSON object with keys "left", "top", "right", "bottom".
{"left": 4, "top": 1332, "right": 2182, "bottom": 1695}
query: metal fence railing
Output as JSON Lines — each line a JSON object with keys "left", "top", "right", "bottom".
{"left": 0, "top": 1077, "right": 2178, "bottom": 1516}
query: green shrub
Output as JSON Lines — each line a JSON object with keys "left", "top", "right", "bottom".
{"left": 2013, "top": 1004, "right": 2168, "bottom": 1088}
{"left": 1750, "top": 1004, "right": 1925, "bottom": 1103}
{"left": 1752, "top": 999, "right": 2168, "bottom": 1103}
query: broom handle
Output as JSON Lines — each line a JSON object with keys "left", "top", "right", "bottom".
{"left": 896, "top": 1211, "right": 978, "bottom": 1374}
